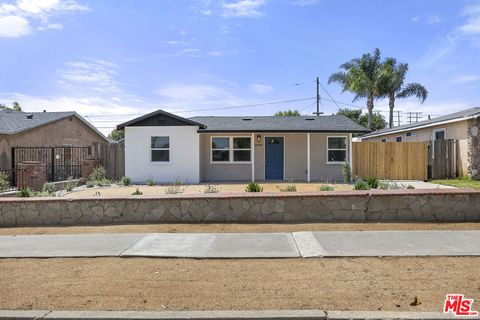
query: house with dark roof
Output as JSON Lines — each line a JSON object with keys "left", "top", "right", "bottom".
{"left": 0, "top": 110, "right": 109, "bottom": 169}
{"left": 359, "top": 107, "right": 480, "bottom": 178}
{"left": 117, "top": 109, "right": 369, "bottom": 183}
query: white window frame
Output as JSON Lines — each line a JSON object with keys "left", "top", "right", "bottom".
{"left": 210, "top": 136, "right": 252, "bottom": 164}
{"left": 395, "top": 135, "right": 403, "bottom": 142}
{"left": 433, "top": 128, "right": 446, "bottom": 140}
{"left": 326, "top": 135, "right": 347, "bottom": 164}
{"left": 151, "top": 136, "right": 170, "bottom": 163}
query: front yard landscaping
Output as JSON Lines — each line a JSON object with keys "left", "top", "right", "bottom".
{"left": 430, "top": 178, "right": 480, "bottom": 189}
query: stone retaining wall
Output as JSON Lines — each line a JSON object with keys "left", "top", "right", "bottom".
{"left": 0, "top": 189, "right": 479, "bottom": 226}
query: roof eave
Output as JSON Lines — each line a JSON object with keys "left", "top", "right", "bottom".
{"left": 197, "top": 129, "right": 370, "bottom": 133}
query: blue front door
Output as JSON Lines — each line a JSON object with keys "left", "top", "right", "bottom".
{"left": 265, "top": 137, "right": 284, "bottom": 180}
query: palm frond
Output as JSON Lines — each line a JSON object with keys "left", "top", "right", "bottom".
{"left": 396, "top": 83, "right": 428, "bottom": 103}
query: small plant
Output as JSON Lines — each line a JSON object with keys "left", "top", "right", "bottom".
{"left": 378, "top": 181, "right": 390, "bottom": 190}
{"left": 17, "top": 187, "right": 33, "bottom": 197}
{"left": 354, "top": 179, "right": 370, "bottom": 190}
{"left": 406, "top": 184, "right": 415, "bottom": 189}
{"left": 146, "top": 177, "right": 155, "bottom": 186}
{"left": 204, "top": 184, "right": 220, "bottom": 193}
{"left": 42, "top": 182, "right": 55, "bottom": 194}
{"left": 0, "top": 173, "right": 10, "bottom": 191}
{"left": 318, "top": 185, "right": 335, "bottom": 191}
{"left": 86, "top": 181, "right": 95, "bottom": 188}
{"left": 89, "top": 165, "right": 107, "bottom": 182}
{"left": 131, "top": 187, "right": 143, "bottom": 195}
{"left": 245, "top": 182, "right": 263, "bottom": 192}
{"left": 457, "top": 175, "right": 470, "bottom": 181}
{"left": 165, "top": 179, "right": 184, "bottom": 194}
{"left": 342, "top": 162, "right": 352, "bottom": 183}
{"left": 367, "top": 176, "right": 379, "bottom": 189}
{"left": 278, "top": 182, "right": 297, "bottom": 192}
{"left": 65, "top": 178, "right": 77, "bottom": 192}
{"left": 120, "top": 176, "right": 132, "bottom": 186}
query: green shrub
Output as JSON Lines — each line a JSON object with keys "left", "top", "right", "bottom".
{"left": 120, "top": 176, "right": 132, "bottom": 186}
{"left": 318, "top": 185, "right": 335, "bottom": 191}
{"left": 86, "top": 181, "right": 95, "bottom": 188}
{"left": 0, "top": 173, "right": 10, "bottom": 191}
{"left": 204, "top": 185, "right": 220, "bottom": 193}
{"left": 146, "top": 177, "right": 155, "bottom": 186}
{"left": 17, "top": 187, "right": 33, "bottom": 197}
{"left": 245, "top": 182, "right": 263, "bottom": 192}
{"left": 406, "top": 184, "right": 415, "bottom": 189}
{"left": 457, "top": 175, "right": 470, "bottom": 181}
{"left": 42, "top": 182, "right": 55, "bottom": 194}
{"left": 89, "top": 165, "right": 107, "bottom": 182}
{"left": 354, "top": 179, "right": 370, "bottom": 190}
{"left": 367, "top": 176, "right": 379, "bottom": 189}
{"left": 342, "top": 162, "right": 352, "bottom": 183}
{"left": 65, "top": 179, "right": 77, "bottom": 192}
{"left": 131, "top": 187, "right": 143, "bottom": 195}
{"left": 278, "top": 182, "right": 297, "bottom": 192}
{"left": 165, "top": 179, "right": 184, "bottom": 194}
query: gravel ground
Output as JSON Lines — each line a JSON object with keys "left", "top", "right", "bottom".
{"left": 0, "top": 222, "right": 479, "bottom": 235}
{"left": 0, "top": 257, "right": 478, "bottom": 312}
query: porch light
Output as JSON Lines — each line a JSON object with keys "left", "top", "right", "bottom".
{"left": 256, "top": 135, "right": 261, "bottom": 142}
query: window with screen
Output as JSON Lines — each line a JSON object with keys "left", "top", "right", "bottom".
{"left": 151, "top": 136, "right": 169, "bottom": 162}
{"left": 327, "top": 137, "right": 347, "bottom": 163}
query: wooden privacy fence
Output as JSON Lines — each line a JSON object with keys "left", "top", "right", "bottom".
{"left": 428, "top": 139, "right": 459, "bottom": 179}
{"left": 90, "top": 142, "right": 125, "bottom": 180}
{"left": 352, "top": 142, "right": 428, "bottom": 180}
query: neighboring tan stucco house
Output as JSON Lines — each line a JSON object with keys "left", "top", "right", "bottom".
{"left": 117, "top": 109, "right": 369, "bottom": 183}
{"left": 359, "top": 107, "right": 480, "bottom": 178}
{"left": 0, "top": 110, "right": 109, "bottom": 170}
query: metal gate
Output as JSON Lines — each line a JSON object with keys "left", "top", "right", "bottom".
{"left": 12, "top": 146, "right": 91, "bottom": 182}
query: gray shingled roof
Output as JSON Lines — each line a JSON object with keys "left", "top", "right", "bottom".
{"left": 0, "top": 110, "right": 109, "bottom": 141}
{"left": 190, "top": 115, "right": 369, "bottom": 133}
{"left": 361, "top": 106, "right": 480, "bottom": 138}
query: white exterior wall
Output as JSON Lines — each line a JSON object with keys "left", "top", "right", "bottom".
{"left": 125, "top": 126, "right": 200, "bottom": 183}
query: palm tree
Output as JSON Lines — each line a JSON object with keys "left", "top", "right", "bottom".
{"left": 328, "top": 48, "right": 384, "bottom": 130}
{"left": 381, "top": 58, "right": 428, "bottom": 128}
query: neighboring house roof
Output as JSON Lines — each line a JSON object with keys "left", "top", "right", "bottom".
{"left": 0, "top": 110, "right": 109, "bottom": 142}
{"left": 361, "top": 107, "right": 480, "bottom": 139}
{"left": 190, "top": 115, "right": 369, "bottom": 133}
{"left": 117, "top": 109, "right": 207, "bottom": 129}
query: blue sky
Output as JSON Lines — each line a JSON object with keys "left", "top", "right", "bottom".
{"left": 1, "top": 0, "right": 480, "bottom": 134}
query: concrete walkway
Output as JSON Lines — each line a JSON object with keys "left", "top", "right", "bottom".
{"left": 0, "top": 230, "right": 479, "bottom": 258}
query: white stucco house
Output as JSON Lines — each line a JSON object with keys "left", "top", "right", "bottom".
{"left": 117, "top": 109, "right": 369, "bottom": 183}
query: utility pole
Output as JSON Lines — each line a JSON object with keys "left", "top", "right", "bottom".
{"left": 396, "top": 111, "right": 401, "bottom": 127}
{"left": 313, "top": 76, "right": 323, "bottom": 116}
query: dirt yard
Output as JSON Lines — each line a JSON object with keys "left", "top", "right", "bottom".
{"left": 1, "top": 222, "right": 479, "bottom": 235}
{"left": 64, "top": 182, "right": 353, "bottom": 198}
{"left": 0, "top": 257, "right": 478, "bottom": 312}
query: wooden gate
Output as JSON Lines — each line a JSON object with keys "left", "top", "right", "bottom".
{"left": 352, "top": 142, "right": 428, "bottom": 180}
{"left": 428, "top": 139, "right": 458, "bottom": 179}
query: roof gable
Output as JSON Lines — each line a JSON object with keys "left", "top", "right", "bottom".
{"left": 117, "top": 109, "right": 206, "bottom": 129}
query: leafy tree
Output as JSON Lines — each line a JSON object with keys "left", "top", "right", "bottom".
{"left": 0, "top": 101, "right": 22, "bottom": 111}
{"left": 329, "top": 48, "right": 384, "bottom": 130}
{"left": 274, "top": 109, "right": 301, "bottom": 116}
{"left": 108, "top": 129, "right": 125, "bottom": 141}
{"left": 337, "top": 108, "right": 386, "bottom": 132}
{"left": 380, "top": 58, "right": 428, "bottom": 128}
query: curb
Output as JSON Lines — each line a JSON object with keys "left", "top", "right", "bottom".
{"left": 0, "top": 310, "right": 466, "bottom": 319}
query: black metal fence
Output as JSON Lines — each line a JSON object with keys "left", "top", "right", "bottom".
{"left": 12, "top": 146, "right": 92, "bottom": 182}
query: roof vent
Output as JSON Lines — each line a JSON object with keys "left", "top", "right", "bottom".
{"left": 26, "top": 114, "right": 33, "bottom": 119}
{"left": 242, "top": 118, "right": 252, "bottom": 121}
{"left": 305, "top": 118, "right": 315, "bottom": 121}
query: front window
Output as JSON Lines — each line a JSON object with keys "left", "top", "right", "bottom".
{"left": 151, "top": 136, "right": 169, "bottom": 162}
{"left": 396, "top": 136, "right": 403, "bottom": 142}
{"left": 327, "top": 137, "right": 347, "bottom": 163}
{"left": 434, "top": 130, "right": 445, "bottom": 140}
{"left": 211, "top": 137, "right": 251, "bottom": 163}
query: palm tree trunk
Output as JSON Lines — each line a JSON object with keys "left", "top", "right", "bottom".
{"left": 388, "top": 93, "right": 395, "bottom": 128}
{"left": 367, "top": 95, "right": 374, "bottom": 130}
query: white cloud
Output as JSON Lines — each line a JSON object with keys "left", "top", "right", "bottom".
{"left": 450, "top": 74, "right": 479, "bottom": 84}
{"left": 460, "top": 3, "right": 480, "bottom": 34}
{"left": 0, "top": 15, "right": 30, "bottom": 37}
{"left": 0, "top": 0, "right": 87, "bottom": 37}
{"left": 222, "top": 0, "right": 265, "bottom": 17}
{"left": 249, "top": 83, "right": 273, "bottom": 94}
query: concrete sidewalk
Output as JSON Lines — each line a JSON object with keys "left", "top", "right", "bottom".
{"left": 0, "top": 230, "right": 479, "bottom": 258}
